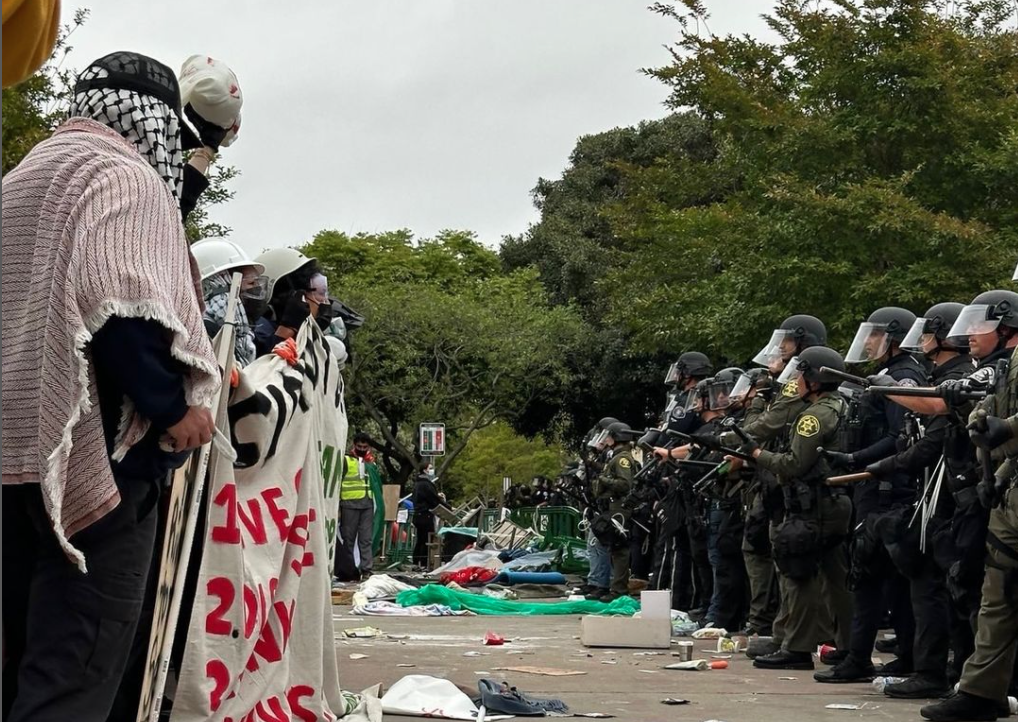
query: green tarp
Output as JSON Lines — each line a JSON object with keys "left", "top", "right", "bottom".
{"left": 396, "top": 583, "right": 640, "bottom": 616}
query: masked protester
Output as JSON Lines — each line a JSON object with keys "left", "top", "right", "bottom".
{"left": 1, "top": 51, "right": 218, "bottom": 721}
{"left": 251, "top": 247, "right": 324, "bottom": 355}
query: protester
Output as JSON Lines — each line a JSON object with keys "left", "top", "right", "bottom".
{"left": 412, "top": 471, "right": 442, "bottom": 568}
{"left": 1, "top": 51, "right": 218, "bottom": 721}
{"left": 2, "top": 0, "right": 60, "bottom": 88}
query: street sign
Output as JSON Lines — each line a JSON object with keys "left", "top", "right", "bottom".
{"left": 419, "top": 422, "right": 446, "bottom": 456}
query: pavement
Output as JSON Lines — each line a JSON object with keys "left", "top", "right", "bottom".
{"left": 333, "top": 608, "right": 931, "bottom": 722}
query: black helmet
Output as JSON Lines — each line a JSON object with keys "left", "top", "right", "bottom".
{"left": 606, "top": 421, "right": 636, "bottom": 442}
{"left": 685, "top": 378, "right": 712, "bottom": 411}
{"left": 780, "top": 346, "right": 844, "bottom": 391}
{"left": 754, "top": 314, "right": 827, "bottom": 365}
{"left": 947, "top": 290, "right": 1018, "bottom": 344}
{"left": 708, "top": 367, "right": 745, "bottom": 411}
{"left": 845, "top": 307, "right": 917, "bottom": 363}
{"left": 901, "top": 302, "right": 968, "bottom": 354}
{"left": 598, "top": 416, "right": 620, "bottom": 430}
{"left": 665, "top": 352, "right": 713, "bottom": 386}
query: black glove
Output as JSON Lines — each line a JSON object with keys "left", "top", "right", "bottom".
{"left": 185, "top": 103, "right": 229, "bottom": 152}
{"left": 280, "top": 291, "right": 312, "bottom": 329}
{"left": 866, "top": 374, "right": 897, "bottom": 388}
{"left": 968, "top": 415, "right": 1013, "bottom": 451}
{"left": 977, "top": 478, "right": 1003, "bottom": 510}
{"left": 691, "top": 432, "right": 721, "bottom": 450}
{"left": 938, "top": 379, "right": 971, "bottom": 407}
{"left": 822, "top": 449, "right": 856, "bottom": 469}
{"left": 737, "top": 435, "right": 760, "bottom": 456}
{"left": 865, "top": 456, "right": 897, "bottom": 478}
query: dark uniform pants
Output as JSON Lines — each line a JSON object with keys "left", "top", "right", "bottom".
{"left": 413, "top": 513, "right": 435, "bottom": 567}
{"left": 778, "top": 493, "right": 853, "bottom": 653}
{"left": 742, "top": 490, "right": 778, "bottom": 633}
{"left": 959, "top": 489, "right": 1018, "bottom": 702}
{"left": 848, "top": 528, "right": 915, "bottom": 663}
{"left": 908, "top": 555, "right": 951, "bottom": 680}
{"left": 654, "top": 532, "right": 693, "bottom": 611}
{"left": 609, "top": 543, "right": 631, "bottom": 596}
{"left": 2, "top": 480, "right": 159, "bottom": 722}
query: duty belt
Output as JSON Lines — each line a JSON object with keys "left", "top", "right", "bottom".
{"left": 953, "top": 485, "right": 980, "bottom": 509}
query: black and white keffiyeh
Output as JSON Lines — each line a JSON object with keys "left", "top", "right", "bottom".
{"left": 69, "top": 66, "right": 184, "bottom": 199}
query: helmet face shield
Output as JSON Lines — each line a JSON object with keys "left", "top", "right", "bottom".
{"left": 776, "top": 356, "right": 803, "bottom": 385}
{"left": 753, "top": 329, "right": 795, "bottom": 366}
{"left": 708, "top": 380, "right": 736, "bottom": 411}
{"left": 845, "top": 322, "right": 890, "bottom": 363}
{"left": 947, "top": 304, "right": 999, "bottom": 343}
{"left": 587, "top": 429, "right": 609, "bottom": 450}
{"left": 729, "top": 373, "right": 754, "bottom": 404}
{"left": 900, "top": 317, "right": 930, "bottom": 353}
{"left": 664, "top": 362, "right": 681, "bottom": 386}
{"left": 241, "top": 273, "right": 269, "bottom": 301}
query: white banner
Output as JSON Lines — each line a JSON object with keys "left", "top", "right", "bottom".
{"left": 171, "top": 322, "right": 347, "bottom": 722}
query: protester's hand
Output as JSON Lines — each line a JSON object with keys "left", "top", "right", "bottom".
{"left": 280, "top": 291, "right": 312, "bottom": 330}
{"left": 866, "top": 374, "right": 897, "bottom": 388}
{"left": 821, "top": 449, "right": 856, "bottom": 469}
{"left": 865, "top": 456, "right": 896, "bottom": 478}
{"left": 166, "top": 406, "right": 215, "bottom": 452}
{"left": 185, "top": 103, "right": 229, "bottom": 152}
{"left": 969, "top": 415, "right": 1013, "bottom": 450}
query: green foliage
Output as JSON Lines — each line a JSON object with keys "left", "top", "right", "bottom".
{"left": 185, "top": 162, "right": 240, "bottom": 242}
{"left": 607, "top": 0, "right": 1017, "bottom": 363}
{"left": 440, "top": 423, "right": 568, "bottom": 504}
{"left": 305, "top": 230, "right": 586, "bottom": 486}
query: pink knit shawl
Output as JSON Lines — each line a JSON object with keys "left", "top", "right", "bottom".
{"left": 1, "top": 118, "right": 219, "bottom": 571}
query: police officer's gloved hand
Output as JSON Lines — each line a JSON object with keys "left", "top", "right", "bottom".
{"left": 976, "top": 478, "right": 1002, "bottom": 510}
{"left": 691, "top": 432, "right": 720, "bottom": 450}
{"left": 822, "top": 449, "right": 856, "bottom": 469}
{"left": 968, "top": 415, "right": 1013, "bottom": 450}
{"left": 938, "top": 379, "right": 972, "bottom": 407}
{"left": 865, "top": 456, "right": 897, "bottom": 478}
{"left": 866, "top": 374, "right": 898, "bottom": 388}
{"left": 738, "top": 435, "right": 760, "bottom": 456}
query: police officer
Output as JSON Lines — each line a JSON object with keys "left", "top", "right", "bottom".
{"left": 815, "top": 307, "right": 926, "bottom": 682}
{"left": 749, "top": 346, "right": 854, "bottom": 671}
{"left": 579, "top": 416, "right": 621, "bottom": 598}
{"left": 664, "top": 352, "right": 714, "bottom": 436}
{"left": 864, "top": 303, "right": 973, "bottom": 698}
{"left": 922, "top": 301, "right": 1018, "bottom": 721}
{"left": 587, "top": 421, "right": 640, "bottom": 602}
{"left": 724, "top": 314, "right": 834, "bottom": 653}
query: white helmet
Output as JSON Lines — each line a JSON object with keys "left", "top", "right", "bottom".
{"left": 191, "top": 239, "right": 264, "bottom": 281}
{"left": 1013, "top": 259, "right": 1017, "bottom": 282}
{"left": 255, "top": 247, "right": 317, "bottom": 299}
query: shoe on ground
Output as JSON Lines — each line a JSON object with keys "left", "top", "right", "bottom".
{"left": 628, "top": 578, "right": 649, "bottom": 593}
{"left": 600, "top": 591, "right": 625, "bottom": 603}
{"left": 745, "top": 638, "right": 781, "bottom": 660}
{"left": 875, "top": 637, "right": 899, "bottom": 654}
{"left": 884, "top": 675, "right": 951, "bottom": 699}
{"left": 820, "top": 648, "right": 849, "bottom": 665}
{"left": 814, "top": 655, "right": 877, "bottom": 683}
{"left": 920, "top": 691, "right": 999, "bottom": 721}
{"left": 739, "top": 625, "right": 772, "bottom": 637}
{"left": 576, "top": 583, "right": 597, "bottom": 595}
{"left": 877, "top": 657, "right": 914, "bottom": 676}
{"left": 584, "top": 588, "right": 609, "bottom": 601}
{"left": 753, "top": 649, "right": 815, "bottom": 670}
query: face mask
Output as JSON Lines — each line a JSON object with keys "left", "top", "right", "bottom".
{"left": 315, "top": 300, "right": 334, "bottom": 331}
{"left": 242, "top": 295, "right": 268, "bottom": 322}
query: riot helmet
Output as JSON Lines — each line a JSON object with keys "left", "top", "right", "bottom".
{"left": 778, "top": 346, "right": 845, "bottom": 393}
{"left": 845, "top": 307, "right": 917, "bottom": 363}
{"left": 708, "top": 367, "right": 745, "bottom": 411}
{"left": 753, "top": 314, "right": 827, "bottom": 366}
{"left": 685, "top": 378, "right": 712, "bottom": 412}
{"left": 901, "top": 302, "right": 968, "bottom": 356}
{"left": 947, "top": 290, "right": 1018, "bottom": 356}
{"left": 666, "top": 352, "right": 713, "bottom": 387}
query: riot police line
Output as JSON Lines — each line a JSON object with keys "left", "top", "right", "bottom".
{"left": 555, "top": 269, "right": 1018, "bottom": 722}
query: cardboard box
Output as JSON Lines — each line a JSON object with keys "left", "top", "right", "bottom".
{"left": 640, "top": 590, "right": 671, "bottom": 620}
{"left": 580, "top": 615, "right": 672, "bottom": 649}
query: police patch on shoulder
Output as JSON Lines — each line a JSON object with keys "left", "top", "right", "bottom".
{"left": 896, "top": 378, "right": 919, "bottom": 388}
{"left": 781, "top": 380, "right": 798, "bottom": 397}
{"left": 796, "top": 415, "right": 821, "bottom": 437}
{"left": 618, "top": 457, "right": 631, "bottom": 469}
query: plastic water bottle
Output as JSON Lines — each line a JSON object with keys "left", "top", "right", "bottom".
{"left": 1009, "top": 696, "right": 1017, "bottom": 716}
{"left": 872, "top": 676, "right": 909, "bottom": 693}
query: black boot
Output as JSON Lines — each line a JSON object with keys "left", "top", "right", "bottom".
{"left": 877, "top": 657, "right": 914, "bottom": 676}
{"left": 884, "top": 674, "right": 951, "bottom": 699}
{"left": 920, "top": 691, "right": 999, "bottom": 721}
{"left": 753, "top": 649, "right": 815, "bottom": 670}
{"left": 584, "top": 587, "right": 608, "bottom": 601}
{"left": 745, "top": 638, "right": 781, "bottom": 660}
{"left": 875, "top": 637, "right": 898, "bottom": 654}
{"left": 814, "top": 655, "right": 877, "bottom": 683}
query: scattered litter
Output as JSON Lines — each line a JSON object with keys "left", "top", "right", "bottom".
{"left": 711, "top": 654, "right": 732, "bottom": 660}
{"left": 349, "top": 654, "right": 369, "bottom": 660}
{"left": 477, "top": 678, "right": 569, "bottom": 716}
{"left": 638, "top": 670, "right": 660, "bottom": 674}
{"left": 661, "top": 698, "right": 690, "bottom": 705}
{"left": 709, "top": 660, "right": 729, "bottom": 670}
{"left": 633, "top": 651, "right": 663, "bottom": 656}
{"left": 492, "top": 666, "right": 587, "bottom": 677}
{"left": 665, "top": 659, "right": 709, "bottom": 670}
{"left": 475, "top": 671, "right": 491, "bottom": 675}
{"left": 381, "top": 675, "right": 511, "bottom": 720}
{"left": 778, "top": 676, "right": 797, "bottom": 681}
{"left": 716, "top": 637, "right": 741, "bottom": 653}
{"left": 343, "top": 626, "right": 384, "bottom": 638}
{"left": 572, "top": 714, "right": 614, "bottom": 719}
{"left": 387, "top": 634, "right": 409, "bottom": 640}
{"left": 484, "top": 631, "right": 506, "bottom": 646}
{"left": 396, "top": 663, "right": 416, "bottom": 668}
{"left": 826, "top": 703, "right": 879, "bottom": 710}
{"left": 691, "top": 627, "right": 728, "bottom": 640}
{"left": 600, "top": 660, "right": 617, "bottom": 665}
{"left": 463, "top": 651, "right": 489, "bottom": 657}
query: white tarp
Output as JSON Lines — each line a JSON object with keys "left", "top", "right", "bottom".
{"left": 171, "top": 322, "right": 347, "bottom": 721}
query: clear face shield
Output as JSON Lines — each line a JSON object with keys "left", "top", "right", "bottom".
{"left": 708, "top": 379, "right": 737, "bottom": 411}
{"left": 241, "top": 272, "right": 269, "bottom": 301}
{"left": 776, "top": 355, "right": 803, "bottom": 385}
{"left": 845, "top": 322, "right": 891, "bottom": 363}
{"left": 664, "top": 363, "right": 681, "bottom": 386}
{"left": 752, "top": 329, "right": 790, "bottom": 366}
{"left": 947, "top": 304, "right": 999, "bottom": 345}
{"left": 729, "top": 373, "right": 754, "bottom": 405}
{"left": 587, "top": 429, "right": 610, "bottom": 450}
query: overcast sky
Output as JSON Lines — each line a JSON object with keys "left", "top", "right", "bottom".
{"left": 64, "top": 1, "right": 774, "bottom": 254}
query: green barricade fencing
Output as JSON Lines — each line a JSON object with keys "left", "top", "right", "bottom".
{"left": 396, "top": 583, "right": 639, "bottom": 616}
{"left": 532, "top": 506, "right": 582, "bottom": 539}
{"left": 539, "top": 535, "right": 589, "bottom": 575}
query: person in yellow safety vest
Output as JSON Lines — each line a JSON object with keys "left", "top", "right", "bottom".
{"left": 340, "top": 453, "right": 374, "bottom": 578}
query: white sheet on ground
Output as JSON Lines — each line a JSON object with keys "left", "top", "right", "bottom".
{"left": 379, "top": 675, "right": 511, "bottom": 720}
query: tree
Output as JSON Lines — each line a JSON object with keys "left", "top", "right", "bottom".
{"left": 184, "top": 163, "right": 240, "bottom": 242}
{"left": 440, "top": 423, "right": 567, "bottom": 505}
{"left": 601, "top": 0, "right": 1017, "bottom": 363}
{"left": 304, "top": 230, "right": 586, "bottom": 488}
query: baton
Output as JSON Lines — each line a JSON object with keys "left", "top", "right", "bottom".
{"left": 825, "top": 472, "right": 872, "bottom": 486}
{"left": 866, "top": 385, "right": 988, "bottom": 400}
{"left": 667, "top": 430, "right": 756, "bottom": 462}
{"left": 819, "top": 367, "right": 870, "bottom": 387}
